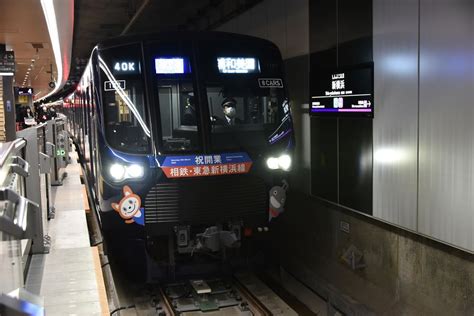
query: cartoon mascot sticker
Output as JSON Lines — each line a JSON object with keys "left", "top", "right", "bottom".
{"left": 111, "top": 186, "right": 144, "bottom": 225}
{"left": 269, "top": 180, "right": 289, "bottom": 221}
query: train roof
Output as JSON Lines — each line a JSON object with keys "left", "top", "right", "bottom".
{"left": 96, "top": 31, "right": 279, "bottom": 51}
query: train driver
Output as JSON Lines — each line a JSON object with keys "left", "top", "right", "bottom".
{"left": 219, "top": 97, "right": 242, "bottom": 126}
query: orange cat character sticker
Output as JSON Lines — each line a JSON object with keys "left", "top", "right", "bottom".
{"left": 111, "top": 186, "right": 145, "bottom": 225}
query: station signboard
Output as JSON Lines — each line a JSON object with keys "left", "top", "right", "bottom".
{"left": 0, "top": 51, "right": 15, "bottom": 74}
{"left": 310, "top": 64, "right": 374, "bottom": 117}
{"left": 18, "top": 87, "right": 34, "bottom": 95}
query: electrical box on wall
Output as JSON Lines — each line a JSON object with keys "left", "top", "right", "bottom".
{"left": 309, "top": 63, "right": 374, "bottom": 118}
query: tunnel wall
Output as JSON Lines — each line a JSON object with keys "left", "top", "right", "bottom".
{"left": 216, "top": 0, "right": 474, "bottom": 314}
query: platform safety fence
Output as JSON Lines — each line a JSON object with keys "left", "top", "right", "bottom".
{"left": 0, "top": 114, "right": 70, "bottom": 314}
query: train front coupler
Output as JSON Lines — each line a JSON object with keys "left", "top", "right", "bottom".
{"left": 175, "top": 225, "right": 240, "bottom": 255}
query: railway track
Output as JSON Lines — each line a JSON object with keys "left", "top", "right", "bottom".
{"left": 131, "top": 274, "right": 298, "bottom": 315}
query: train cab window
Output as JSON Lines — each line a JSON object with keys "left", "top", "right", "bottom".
{"left": 99, "top": 44, "right": 151, "bottom": 154}
{"left": 206, "top": 83, "right": 285, "bottom": 151}
{"left": 157, "top": 79, "right": 200, "bottom": 152}
{"left": 155, "top": 55, "right": 200, "bottom": 152}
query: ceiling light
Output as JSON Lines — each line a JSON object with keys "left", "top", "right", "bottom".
{"left": 39, "top": 0, "right": 62, "bottom": 100}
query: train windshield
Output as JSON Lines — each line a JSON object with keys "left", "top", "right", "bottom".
{"left": 202, "top": 47, "right": 287, "bottom": 153}
{"left": 151, "top": 39, "right": 289, "bottom": 154}
{"left": 155, "top": 54, "right": 201, "bottom": 152}
{"left": 207, "top": 83, "right": 285, "bottom": 152}
{"left": 99, "top": 43, "right": 151, "bottom": 154}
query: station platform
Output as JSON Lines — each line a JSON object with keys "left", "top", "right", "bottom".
{"left": 25, "top": 150, "right": 109, "bottom": 315}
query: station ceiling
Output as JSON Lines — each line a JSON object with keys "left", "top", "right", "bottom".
{"left": 0, "top": 0, "right": 55, "bottom": 99}
{"left": 70, "top": 0, "right": 263, "bottom": 81}
{"left": 0, "top": 0, "right": 262, "bottom": 101}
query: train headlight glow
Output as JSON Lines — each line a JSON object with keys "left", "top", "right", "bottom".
{"left": 109, "top": 164, "right": 126, "bottom": 181}
{"left": 109, "top": 163, "right": 144, "bottom": 181}
{"left": 278, "top": 154, "right": 292, "bottom": 171}
{"left": 266, "top": 154, "right": 292, "bottom": 171}
{"left": 126, "top": 164, "right": 144, "bottom": 178}
{"left": 266, "top": 157, "right": 280, "bottom": 170}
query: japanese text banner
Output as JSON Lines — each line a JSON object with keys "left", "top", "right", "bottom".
{"left": 161, "top": 152, "right": 252, "bottom": 178}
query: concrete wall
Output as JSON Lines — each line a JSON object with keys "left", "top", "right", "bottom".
{"left": 274, "top": 193, "right": 474, "bottom": 315}
{"left": 216, "top": 0, "right": 474, "bottom": 314}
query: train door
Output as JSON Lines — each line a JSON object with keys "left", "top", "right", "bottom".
{"left": 88, "top": 83, "right": 97, "bottom": 185}
{"left": 84, "top": 86, "right": 92, "bottom": 171}
{"left": 89, "top": 81, "right": 98, "bottom": 187}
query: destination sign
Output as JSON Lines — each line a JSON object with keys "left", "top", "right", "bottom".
{"left": 155, "top": 57, "right": 191, "bottom": 74}
{"left": 217, "top": 57, "right": 260, "bottom": 74}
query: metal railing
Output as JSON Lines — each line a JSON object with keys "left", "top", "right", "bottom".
{"left": 0, "top": 138, "right": 38, "bottom": 298}
{"left": 0, "top": 116, "right": 69, "bottom": 315}
{"left": 0, "top": 115, "right": 70, "bottom": 289}
{"left": 0, "top": 138, "right": 38, "bottom": 241}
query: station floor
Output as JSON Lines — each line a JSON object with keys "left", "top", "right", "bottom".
{"left": 25, "top": 151, "right": 108, "bottom": 315}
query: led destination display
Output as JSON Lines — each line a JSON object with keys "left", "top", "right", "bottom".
{"left": 217, "top": 57, "right": 260, "bottom": 74}
{"left": 155, "top": 57, "right": 191, "bottom": 74}
{"left": 310, "top": 65, "right": 373, "bottom": 117}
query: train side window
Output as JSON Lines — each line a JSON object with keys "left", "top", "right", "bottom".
{"left": 102, "top": 81, "right": 149, "bottom": 153}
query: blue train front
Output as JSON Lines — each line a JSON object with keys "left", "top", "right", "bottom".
{"left": 67, "top": 32, "right": 294, "bottom": 278}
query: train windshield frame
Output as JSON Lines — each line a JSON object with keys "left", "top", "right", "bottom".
{"left": 98, "top": 36, "right": 289, "bottom": 155}
{"left": 98, "top": 43, "right": 152, "bottom": 154}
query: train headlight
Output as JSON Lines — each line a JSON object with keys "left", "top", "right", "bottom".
{"left": 278, "top": 154, "right": 292, "bottom": 171}
{"left": 109, "top": 163, "right": 126, "bottom": 181}
{"left": 126, "top": 164, "right": 144, "bottom": 178}
{"left": 109, "top": 163, "right": 144, "bottom": 181}
{"left": 266, "top": 154, "right": 292, "bottom": 171}
{"left": 266, "top": 157, "right": 280, "bottom": 170}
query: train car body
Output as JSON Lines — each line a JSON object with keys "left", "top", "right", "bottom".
{"left": 63, "top": 32, "right": 294, "bottom": 279}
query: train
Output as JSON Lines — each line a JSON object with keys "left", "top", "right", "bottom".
{"left": 62, "top": 31, "right": 294, "bottom": 280}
